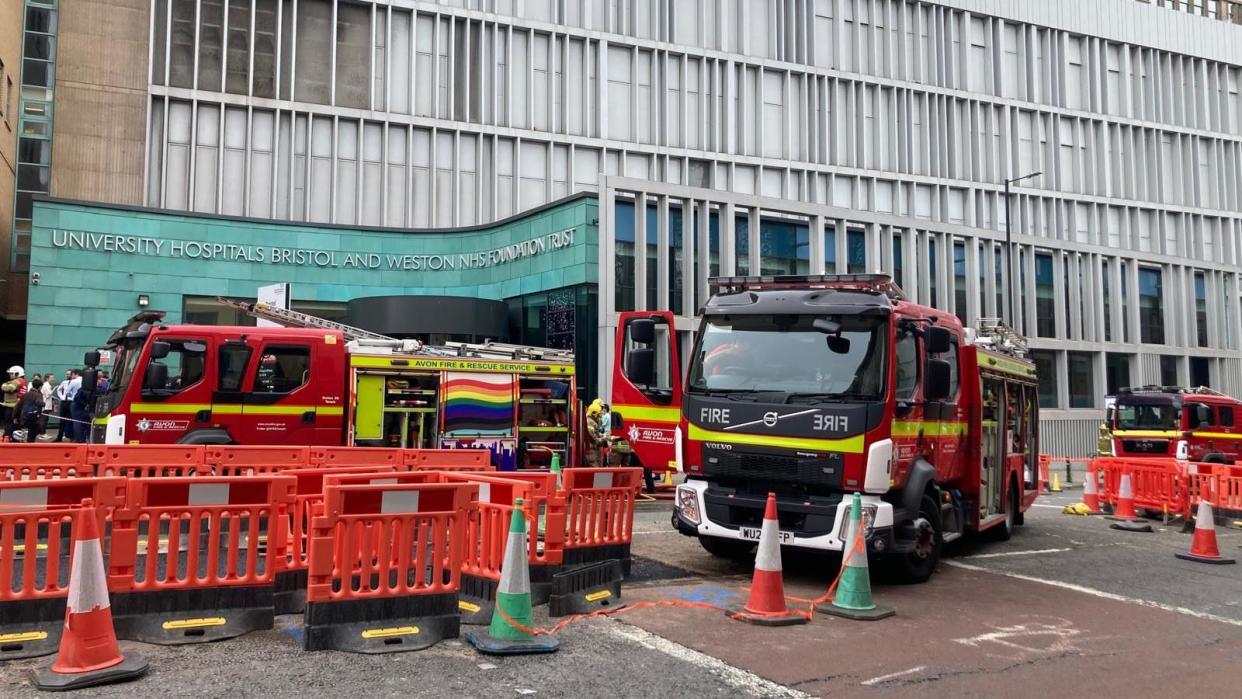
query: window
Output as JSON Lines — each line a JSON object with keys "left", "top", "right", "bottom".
{"left": 1067, "top": 352, "right": 1094, "bottom": 408}
{"left": 1102, "top": 259, "right": 1112, "bottom": 341}
{"left": 1031, "top": 350, "right": 1057, "bottom": 409}
{"left": 1159, "top": 356, "right": 1179, "bottom": 386}
{"left": 1189, "top": 403, "right": 1215, "bottom": 429}
{"left": 1035, "top": 253, "right": 1055, "bottom": 337}
{"left": 1190, "top": 356, "right": 1211, "bottom": 388}
{"left": 1194, "top": 272, "right": 1208, "bottom": 347}
{"left": 147, "top": 339, "right": 207, "bottom": 394}
{"left": 252, "top": 346, "right": 310, "bottom": 394}
{"left": 894, "top": 328, "right": 918, "bottom": 402}
{"left": 1105, "top": 353, "right": 1131, "bottom": 395}
{"left": 891, "top": 233, "right": 903, "bottom": 289}
{"left": 953, "top": 242, "right": 967, "bottom": 324}
{"left": 944, "top": 342, "right": 960, "bottom": 401}
{"left": 1220, "top": 407, "right": 1235, "bottom": 428}
{"left": 218, "top": 344, "right": 252, "bottom": 392}
{"left": 928, "top": 238, "right": 938, "bottom": 308}
{"left": 1139, "top": 267, "right": 1164, "bottom": 344}
{"left": 847, "top": 229, "right": 866, "bottom": 274}
{"left": 824, "top": 225, "right": 836, "bottom": 271}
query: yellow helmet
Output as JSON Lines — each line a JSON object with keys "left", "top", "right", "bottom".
{"left": 587, "top": 399, "right": 604, "bottom": 416}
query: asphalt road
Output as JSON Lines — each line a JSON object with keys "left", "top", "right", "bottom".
{"left": 3, "top": 487, "right": 1240, "bottom": 697}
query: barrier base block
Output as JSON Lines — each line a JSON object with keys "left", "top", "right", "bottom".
{"left": 0, "top": 598, "right": 66, "bottom": 660}
{"left": 814, "top": 601, "right": 896, "bottom": 621}
{"left": 528, "top": 563, "right": 554, "bottom": 606}
{"left": 1174, "top": 551, "right": 1236, "bottom": 565}
{"left": 273, "top": 569, "right": 308, "bottom": 616}
{"left": 464, "top": 629, "right": 559, "bottom": 655}
{"left": 563, "top": 544, "right": 632, "bottom": 578}
{"left": 1109, "top": 521, "right": 1154, "bottom": 533}
{"left": 304, "top": 593, "right": 458, "bottom": 653}
{"left": 110, "top": 586, "right": 274, "bottom": 645}
{"left": 725, "top": 607, "right": 809, "bottom": 627}
{"left": 549, "top": 560, "right": 623, "bottom": 617}
{"left": 29, "top": 651, "right": 149, "bottom": 692}
{"left": 458, "top": 575, "right": 498, "bottom": 626}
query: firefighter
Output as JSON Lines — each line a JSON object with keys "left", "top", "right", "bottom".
{"left": 585, "top": 399, "right": 610, "bottom": 467}
{"left": 2, "top": 366, "right": 29, "bottom": 441}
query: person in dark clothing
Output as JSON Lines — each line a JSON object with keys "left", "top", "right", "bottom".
{"left": 18, "top": 378, "right": 46, "bottom": 442}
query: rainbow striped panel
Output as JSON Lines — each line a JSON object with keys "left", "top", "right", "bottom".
{"left": 442, "top": 372, "right": 516, "bottom": 436}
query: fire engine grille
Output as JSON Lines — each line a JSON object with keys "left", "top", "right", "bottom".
{"left": 1121, "top": 439, "right": 1171, "bottom": 455}
{"left": 703, "top": 450, "right": 843, "bottom": 489}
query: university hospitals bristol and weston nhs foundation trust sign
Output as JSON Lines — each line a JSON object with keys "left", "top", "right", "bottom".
{"left": 48, "top": 227, "right": 578, "bottom": 273}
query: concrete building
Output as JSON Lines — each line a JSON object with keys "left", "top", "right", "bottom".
{"left": 13, "top": 0, "right": 1242, "bottom": 453}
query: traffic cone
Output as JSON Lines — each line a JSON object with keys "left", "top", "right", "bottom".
{"left": 1107, "top": 472, "right": 1140, "bottom": 521}
{"left": 1050, "top": 473, "right": 1062, "bottom": 493}
{"left": 816, "top": 493, "right": 894, "bottom": 621}
{"left": 30, "top": 500, "right": 148, "bottom": 691}
{"left": 549, "top": 452, "right": 563, "bottom": 491}
{"left": 1175, "top": 500, "right": 1235, "bottom": 565}
{"left": 726, "top": 493, "right": 807, "bottom": 626}
{"left": 465, "top": 499, "right": 559, "bottom": 655}
{"left": 1081, "top": 466, "right": 1102, "bottom": 514}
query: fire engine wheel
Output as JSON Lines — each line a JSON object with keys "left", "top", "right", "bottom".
{"left": 992, "top": 483, "right": 1018, "bottom": 541}
{"left": 698, "top": 536, "right": 755, "bottom": 559}
{"left": 1203, "top": 453, "right": 1227, "bottom": 464}
{"left": 892, "top": 494, "right": 942, "bottom": 584}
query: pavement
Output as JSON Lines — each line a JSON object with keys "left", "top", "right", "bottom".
{"left": 4, "top": 488, "right": 1242, "bottom": 697}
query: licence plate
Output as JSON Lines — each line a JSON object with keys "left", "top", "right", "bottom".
{"left": 739, "top": 526, "right": 795, "bottom": 544}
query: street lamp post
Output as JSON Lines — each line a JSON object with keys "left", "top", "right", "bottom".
{"left": 1004, "top": 171, "right": 1042, "bottom": 329}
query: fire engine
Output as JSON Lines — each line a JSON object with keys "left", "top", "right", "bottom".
{"left": 612, "top": 274, "right": 1040, "bottom": 582}
{"left": 1110, "top": 386, "right": 1242, "bottom": 463}
{"left": 85, "top": 301, "right": 578, "bottom": 469}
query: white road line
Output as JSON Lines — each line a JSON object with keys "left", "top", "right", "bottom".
{"left": 604, "top": 623, "right": 811, "bottom": 699}
{"left": 632, "top": 530, "right": 678, "bottom": 536}
{"left": 1030, "top": 503, "right": 1067, "bottom": 509}
{"left": 965, "top": 547, "right": 1071, "bottom": 559}
{"left": 944, "top": 560, "right": 1242, "bottom": 628}
{"left": 860, "top": 666, "right": 927, "bottom": 686}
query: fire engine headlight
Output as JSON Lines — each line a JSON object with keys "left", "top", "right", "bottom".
{"left": 862, "top": 504, "right": 878, "bottom": 539}
{"left": 1175, "top": 440, "right": 1189, "bottom": 461}
{"left": 676, "top": 486, "right": 701, "bottom": 525}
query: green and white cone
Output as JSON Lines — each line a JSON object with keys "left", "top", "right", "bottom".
{"left": 815, "top": 493, "right": 895, "bottom": 621}
{"left": 550, "top": 452, "right": 563, "bottom": 491}
{"left": 465, "top": 498, "right": 560, "bottom": 655}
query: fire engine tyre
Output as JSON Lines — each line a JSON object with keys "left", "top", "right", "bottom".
{"left": 891, "top": 494, "right": 942, "bottom": 584}
{"left": 698, "top": 536, "right": 755, "bottom": 559}
{"left": 1203, "top": 453, "right": 1227, "bottom": 464}
{"left": 991, "top": 481, "right": 1018, "bottom": 542}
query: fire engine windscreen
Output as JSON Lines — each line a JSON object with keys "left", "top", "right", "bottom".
{"left": 1115, "top": 402, "right": 1177, "bottom": 430}
{"left": 687, "top": 315, "right": 887, "bottom": 400}
{"left": 108, "top": 341, "right": 145, "bottom": 395}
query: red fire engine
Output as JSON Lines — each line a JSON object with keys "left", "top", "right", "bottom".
{"left": 1110, "top": 386, "right": 1242, "bottom": 463}
{"left": 85, "top": 303, "right": 578, "bottom": 469}
{"left": 612, "top": 274, "right": 1040, "bottom": 582}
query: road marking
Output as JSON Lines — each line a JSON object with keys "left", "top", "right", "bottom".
{"left": 945, "top": 560, "right": 1242, "bottom": 628}
{"left": 965, "top": 547, "right": 1071, "bottom": 559}
{"left": 632, "top": 530, "right": 679, "bottom": 536}
{"left": 1030, "top": 503, "right": 1066, "bottom": 509}
{"left": 860, "top": 666, "right": 926, "bottom": 686}
{"left": 605, "top": 623, "right": 811, "bottom": 698}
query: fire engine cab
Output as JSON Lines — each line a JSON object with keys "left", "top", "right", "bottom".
{"left": 1110, "top": 386, "right": 1242, "bottom": 463}
{"left": 613, "top": 274, "right": 1040, "bottom": 582}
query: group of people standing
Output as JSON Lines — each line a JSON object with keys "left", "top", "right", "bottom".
{"left": 1, "top": 366, "right": 108, "bottom": 443}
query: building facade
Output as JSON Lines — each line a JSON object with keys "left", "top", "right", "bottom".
{"left": 15, "top": 0, "right": 1242, "bottom": 454}
{"left": 0, "top": 0, "right": 23, "bottom": 356}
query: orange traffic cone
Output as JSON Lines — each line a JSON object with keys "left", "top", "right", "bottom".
{"left": 726, "top": 493, "right": 807, "bottom": 627}
{"left": 1107, "top": 472, "right": 1140, "bottom": 521}
{"left": 1175, "top": 500, "right": 1235, "bottom": 565}
{"left": 1081, "top": 464, "right": 1102, "bottom": 515}
{"left": 31, "top": 499, "right": 149, "bottom": 691}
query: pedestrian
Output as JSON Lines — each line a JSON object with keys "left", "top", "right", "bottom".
{"left": 17, "top": 378, "right": 46, "bottom": 443}
{"left": 39, "top": 373, "right": 54, "bottom": 434}
{"left": 2, "top": 366, "right": 29, "bottom": 441}
{"left": 70, "top": 370, "right": 92, "bottom": 443}
{"left": 97, "top": 371, "right": 110, "bottom": 393}
{"left": 55, "top": 369, "right": 80, "bottom": 442}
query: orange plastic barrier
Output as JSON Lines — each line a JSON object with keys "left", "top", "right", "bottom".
{"left": 88, "top": 445, "right": 206, "bottom": 478}
{"left": 106, "top": 475, "right": 295, "bottom": 644}
{"left": 303, "top": 481, "right": 477, "bottom": 653}
{"left": 310, "top": 446, "right": 407, "bottom": 469}
{"left": 1186, "top": 464, "right": 1242, "bottom": 513}
{"left": 203, "top": 445, "right": 311, "bottom": 475}
{"left": 0, "top": 477, "right": 126, "bottom": 660}
{"left": 272, "top": 464, "right": 415, "bottom": 614}
{"left": 1093, "top": 457, "right": 1187, "bottom": 516}
{"left": 433, "top": 472, "right": 563, "bottom": 622}
{"left": 561, "top": 467, "right": 642, "bottom": 572}
{"left": 405, "top": 448, "right": 493, "bottom": 471}
{"left": 0, "top": 445, "right": 90, "bottom": 481}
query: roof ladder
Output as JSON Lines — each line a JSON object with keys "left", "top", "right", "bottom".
{"left": 215, "top": 297, "right": 396, "bottom": 343}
